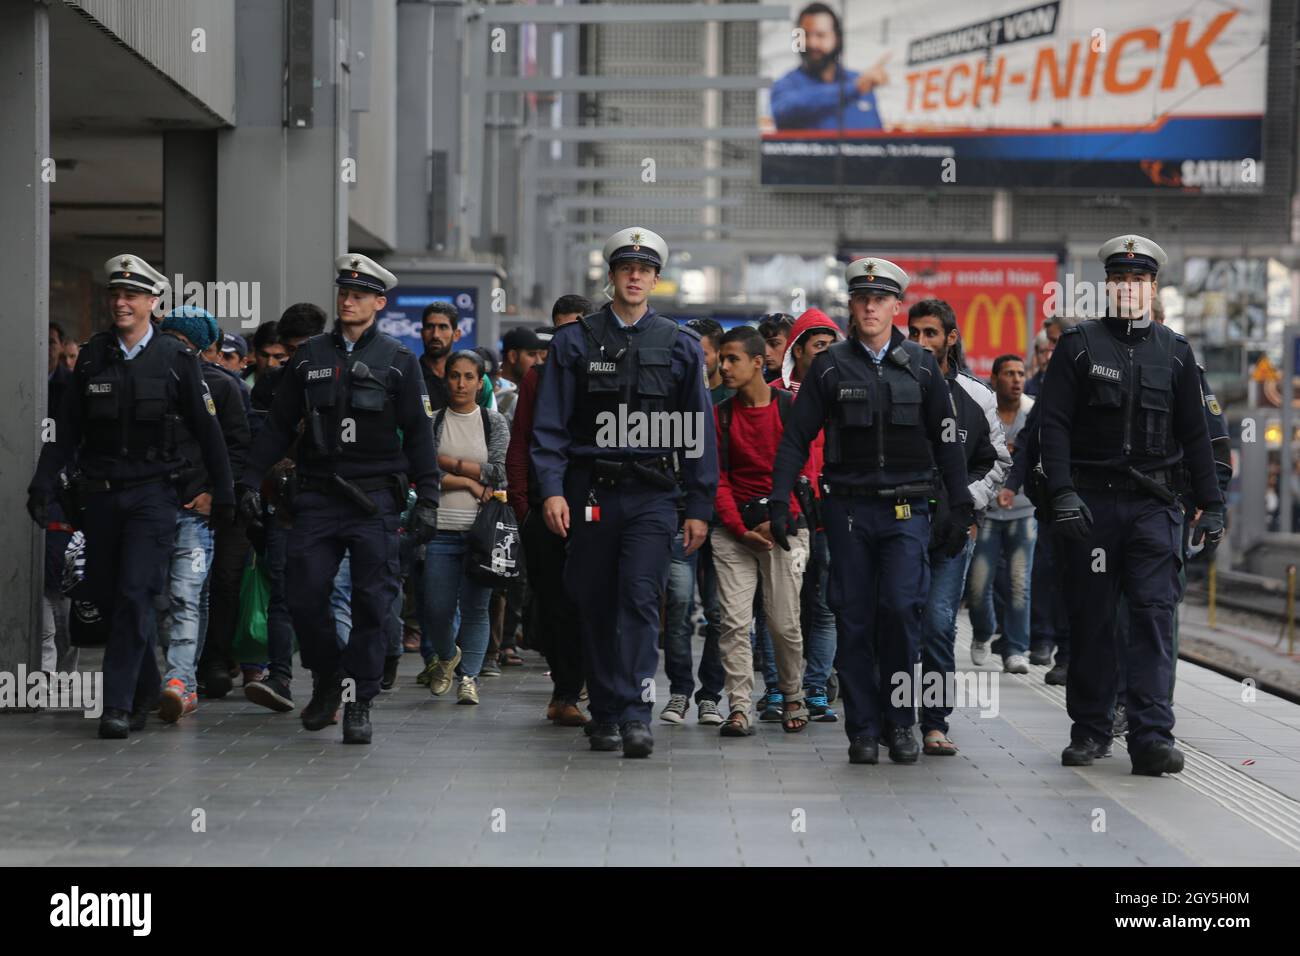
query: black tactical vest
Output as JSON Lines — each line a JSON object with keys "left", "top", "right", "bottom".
{"left": 1070, "top": 319, "right": 1177, "bottom": 463}
{"left": 822, "top": 339, "right": 934, "bottom": 473}
{"left": 78, "top": 331, "right": 186, "bottom": 463}
{"left": 570, "top": 310, "right": 680, "bottom": 445}
{"left": 297, "top": 329, "right": 404, "bottom": 467}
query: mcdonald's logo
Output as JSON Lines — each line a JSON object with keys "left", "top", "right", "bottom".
{"left": 964, "top": 294, "right": 1027, "bottom": 354}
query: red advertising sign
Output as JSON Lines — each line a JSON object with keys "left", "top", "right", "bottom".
{"left": 847, "top": 253, "right": 1059, "bottom": 379}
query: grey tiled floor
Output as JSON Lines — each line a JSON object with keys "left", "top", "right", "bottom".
{"left": 2, "top": 617, "right": 1298, "bottom": 866}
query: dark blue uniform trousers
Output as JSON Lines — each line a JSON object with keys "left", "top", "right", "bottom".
{"left": 562, "top": 470, "right": 676, "bottom": 725}
{"left": 1030, "top": 521, "right": 1071, "bottom": 664}
{"left": 81, "top": 483, "right": 178, "bottom": 713}
{"left": 287, "top": 489, "right": 400, "bottom": 703}
{"left": 821, "top": 494, "right": 931, "bottom": 740}
{"left": 1061, "top": 491, "right": 1182, "bottom": 752}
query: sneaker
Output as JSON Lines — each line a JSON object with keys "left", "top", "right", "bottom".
{"left": 1028, "top": 643, "right": 1053, "bottom": 666}
{"left": 759, "top": 690, "right": 784, "bottom": 722}
{"left": 970, "top": 641, "right": 990, "bottom": 666}
{"left": 415, "top": 659, "right": 437, "bottom": 687}
{"left": 245, "top": 675, "right": 295, "bottom": 713}
{"left": 806, "top": 693, "right": 838, "bottom": 723}
{"left": 479, "top": 657, "right": 502, "bottom": 678}
{"left": 696, "top": 699, "right": 723, "bottom": 726}
{"left": 158, "top": 679, "right": 196, "bottom": 723}
{"left": 429, "top": 647, "right": 463, "bottom": 696}
{"left": 659, "top": 694, "right": 689, "bottom": 724}
{"left": 1112, "top": 702, "right": 1129, "bottom": 738}
{"left": 457, "top": 675, "right": 480, "bottom": 705}
{"left": 1003, "top": 654, "right": 1030, "bottom": 675}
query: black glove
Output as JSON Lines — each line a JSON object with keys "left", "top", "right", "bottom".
{"left": 408, "top": 499, "right": 439, "bottom": 544}
{"left": 941, "top": 502, "right": 974, "bottom": 559}
{"left": 236, "top": 484, "right": 263, "bottom": 530}
{"left": 1052, "top": 489, "right": 1093, "bottom": 541}
{"left": 767, "top": 498, "right": 794, "bottom": 552}
{"left": 1191, "top": 505, "right": 1225, "bottom": 560}
{"left": 26, "top": 492, "right": 48, "bottom": 529}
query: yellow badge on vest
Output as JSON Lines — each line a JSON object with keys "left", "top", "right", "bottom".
{"left": 895, "top": 503, "right": 912, "bottom": 521}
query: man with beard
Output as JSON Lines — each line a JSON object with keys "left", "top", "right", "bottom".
{"left": 770, "top": 2, "right": 890, "bottom": 131}
{"left": 419, "top": 301, "right": 461, "bottom": 412}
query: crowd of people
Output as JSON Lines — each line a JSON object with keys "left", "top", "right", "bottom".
{"left": 28, "top": 232, "right": 1229, "bottom": 773}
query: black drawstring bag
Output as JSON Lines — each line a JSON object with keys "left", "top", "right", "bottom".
{"left": 463, "top": 493, "right": 521, "bottom": 588}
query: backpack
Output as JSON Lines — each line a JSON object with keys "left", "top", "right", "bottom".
{"left": 716, "top": 387, "right": 794, "bottom": 474}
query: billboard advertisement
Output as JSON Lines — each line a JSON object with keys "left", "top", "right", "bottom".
{"left": 760, "top": 0, "right": 1268, "bottom": 190}
{"left": 378, "top": 287, "right": 479, "bottom": 356}
{"left": 840, "top": 252, "right": 1059, "bottom": 378}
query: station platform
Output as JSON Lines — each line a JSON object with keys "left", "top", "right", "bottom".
{"left": 2, "top": 616, "right": 1298, "bottom": 868}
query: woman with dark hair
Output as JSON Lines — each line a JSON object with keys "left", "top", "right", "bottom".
{"left": 418, "top": 350, "right": 511, "bottom": 705}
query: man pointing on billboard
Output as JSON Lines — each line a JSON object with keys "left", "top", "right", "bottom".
{"left": 770, "top": 2, "right": 890, "bottom": 131}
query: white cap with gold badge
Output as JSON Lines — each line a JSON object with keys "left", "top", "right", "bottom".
{"left": 1098, "top": 235, "right": 1168, "bottom": 277}
{"left": 104, "top": 254, "right": 168, "bottom": 295}
{"left": 845, "top": 256, "right": 909, "bottom": 298}
{"left": 334, "top": 253, "right": 398, "bottom": 294}
{"left": 602, "top": 227, "right": 668, "bottom": 271}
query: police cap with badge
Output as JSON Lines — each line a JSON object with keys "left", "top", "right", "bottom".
{"left": 1098, "top": 235, "right": 1168, "bottom": 277}
{"left": 335, "top": 253, "right": 398, "bottom": 294}
{"left": 845, "top": 257, "right": 909, "bottom": 297}
{"left": 105, "top": 254, "right": 168, "bottom": 295}
{"left": 602, "top": 227, "right": 668, "bottom": 271}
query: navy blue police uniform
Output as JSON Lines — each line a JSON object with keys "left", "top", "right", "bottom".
{"left": 238, "top": 254, "right": 440, "bottom": 743}
{"left": 28, "top": 255, "right": 234, "bottom": 738}
{"left": 530, "top": 228, "right": 718, "bottom": 757}
{"left": 769, "top": 257, "right": 972, "bottom": 765}
{"left": 1037, "top": 235, "right": 1225, "bottom": 775}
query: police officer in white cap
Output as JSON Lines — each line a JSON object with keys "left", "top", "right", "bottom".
{"left": 237, "top": 253, "right": 441, "bottom": 744}
{"left": 768, "top": 255, "right": 973, "bottom": 765}
{"left": 531, "top": 227, "right": 718, "bottom": 758}
{"left": 1037, "top": 234, "right": 1224, "bottom": 775}
{"left": 28, "top": 254, "right": 235, "bottom": 739}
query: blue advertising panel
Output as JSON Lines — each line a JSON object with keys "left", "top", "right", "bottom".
{"left": 378, "top": 287, "right": 478, "bottom": 355}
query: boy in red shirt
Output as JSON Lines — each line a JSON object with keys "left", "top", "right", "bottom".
{"left": 713, "top": 326, "right": 816, "bottom": 736}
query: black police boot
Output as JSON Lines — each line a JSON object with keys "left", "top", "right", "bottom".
{"left": 1028, "top": 643, "right": 1053, "bottom": 666}
{"left": 1130, "top": 742, "right": 1184, "bottom": 777}
{"left": 848, "top": 736, "right": 879, "bottom": 764}
{"left": 381, "top": 654, "right": 401, "bottom": 691}
{"left": 620, "top": 721, "right": 654, "bottom": 758}
{"left": 99, "top": 708, "right": 130, "bottom": 739}
{"left": 886, "top": 726, "right": 919, "bottom": 764}
{"left": 198, "top": 662, "right": 233, "bottom": 699}
{"left": 1112, "top": 702, "right": 1129, "bottom": 738}
{"left": 1062, "top": 737, "right": 1112, "bottom": 766}
{"left": 342, "top": 701, "right": 372, "bottom": 745}
{"left": 301, "top": 672, "right": 344, "bottom": 731}
{"left": 1045, "top": 662, "right": 1068, "bottom": 685}
{"left": 587, "top": 722, "right": 622, "bottom": 752}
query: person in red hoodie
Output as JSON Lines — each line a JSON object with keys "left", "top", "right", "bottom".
{"left": 713, "top": 326, "right": 817, "bottom": 736}
{"left": 773, "top": 308, "right": 844, "bottom": 720}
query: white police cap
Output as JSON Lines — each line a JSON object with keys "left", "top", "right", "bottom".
{"left": 602, "top": 227, "right": 668, "bottom": 270}
{"left": 104, "top": 254, "right": 168, "bottom": 295}
{"left": 845, "top": 256, "right": 908, "bottom": 297}
{"left": 335, "top": 253, "right": 398, "bottom": 294}
{"left": 1098, "top": 235, "right": 1168, "bottom": 276}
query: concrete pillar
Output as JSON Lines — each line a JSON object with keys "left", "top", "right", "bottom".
{"left": 163, "top": 131, "right": 218, "bottom": 288}
{"left": 0, "top": 2, "right": 51, "bottom": 672}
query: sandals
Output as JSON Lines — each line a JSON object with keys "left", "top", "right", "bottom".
{"left": 720, "top": 710, "right": 754, "bottom": 737}
{"left": 782, "top": 701, "right": 810, "bottom": 734}
{"left": 499, "top": 648, "right": 524, "bottom": 667}
{"left": 923, "top": 730, "right": 958, "bottom": 756}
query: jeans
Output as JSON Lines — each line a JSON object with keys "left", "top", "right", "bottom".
{"left": 752, "top": 592, "right": 779, "bottom": 695}
{"left": 800, "top": 528, "right": 837, "bottom": 692}
{"left": 332, "top": 553, "right": 352, "bottom": 648}
{"left": 919, "top": 536, "right": 975, "bottom": 734}
{"left": 1031, "top": 520, "right": 1070, "bottom": 665}
{"left": 156, "top": 511, "right": 215, "bottom": 693}
{"left": 41, "top": 589, "right": 77, "bottom": 673}
{"left": 662, "top": 535, "right": 724, "bottom": 702}
{"left": 968, "top": 516, "right": 1036, "bottom": 657}
{"left": 420, "top": 531, "right": 493, "bottom": 678}
{"left": 263, "top": 518, "right": 295, "bottom": 682}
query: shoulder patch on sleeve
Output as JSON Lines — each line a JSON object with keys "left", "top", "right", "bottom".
{"left": 202, "top": 381, "right": 217, "bottom": 416}
{"left": 1205, "top": 393, "right": 1221, "bottom": 416}
{"left": 422, "top": 394, "right": 434, "bottom": 418}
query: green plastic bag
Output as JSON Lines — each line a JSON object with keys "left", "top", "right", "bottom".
{"left": 231, "top": 554, "right": 271, "bottom": 663}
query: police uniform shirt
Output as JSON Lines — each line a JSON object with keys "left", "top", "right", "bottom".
{"left": 770, "top": 325, "right": 972, "bottom": 509}
{"left": 530, "top": 302, "right": 719, "bottom": 522}
{"left": 1037, "top": 319, "right": 1223, "bottom": 509}
{"left": 240, "top": 320, "right": 440, "bottom": 502}
{"left": 30, "top": 325, "right": 234, "bottom": 506}
{"left": 1196, "top": 363, "right": 1233, "bottom": 496}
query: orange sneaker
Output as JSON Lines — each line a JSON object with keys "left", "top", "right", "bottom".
{"left": 159, "top": 679, "right": 197, "bottom": 723}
